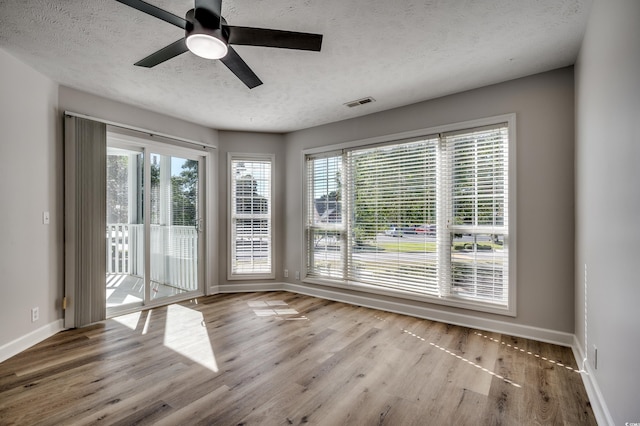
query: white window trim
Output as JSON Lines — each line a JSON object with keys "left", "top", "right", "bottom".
{"left": 302, "top": 114, "right": 516, "bottom": 316}
{"left": 228, "top": 153, "right": 276, "bottom": 280}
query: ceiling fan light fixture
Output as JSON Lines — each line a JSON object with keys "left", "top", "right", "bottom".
{"left": 186, "top": 33, "right": 228, "bottom": 60}
{"left": 118, "top": 0, "right": 322, "bottom": 88}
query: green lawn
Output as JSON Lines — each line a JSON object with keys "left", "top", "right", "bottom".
{"left": 374, "top": 240, "right": 503, "bottom": 253}
{"left": 375, "top": 241, "right": 437, "bottom": 252}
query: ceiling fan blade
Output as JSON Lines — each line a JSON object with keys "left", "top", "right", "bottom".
{"left": 227, "top": 26, "right": 323, "bottom": 51}
{"left": 219, "top": 46, "right": 263, "bottom": 89}
{"left": 115, "top": 0, "right": 187, "bottom": 29}
{"left": 195, "top": 0, "right": 222, "bottom": 18}
{"left": 135, "top": 39, "right": 189, "bottom": 68}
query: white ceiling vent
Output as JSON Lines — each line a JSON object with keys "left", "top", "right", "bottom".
{"left": 344, "top": 97, "right": 376, "bottom": 108}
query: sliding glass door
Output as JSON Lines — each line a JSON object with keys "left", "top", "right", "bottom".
{"left": 149, "top": 152, "right": 200, "bottom": 302}
{"left": 106, "top": 138, "right": 205, "bottom": 316}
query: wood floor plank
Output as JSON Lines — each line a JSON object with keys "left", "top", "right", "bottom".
{"left": 437, "top": 328, "right": 501, "bottom": 396}
{"left": 0, "top": 291, "right": 596, "bottom": 425}
{"left": 152, "top": 384, "right": 231, "bottom": 426}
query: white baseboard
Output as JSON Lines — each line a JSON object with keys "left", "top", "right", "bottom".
{"left": 224, "top": 282, "right": 573, "bottom": 346}
{"left": 572, "top": 336, "right": 615, "bottom": 426}
{"left": 0, "top": 319, "right": 65, "bottom": 363}
{"left": 283, "top": 282, "right": 574, "bottom": 346}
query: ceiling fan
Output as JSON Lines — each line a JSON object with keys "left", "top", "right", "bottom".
{"left": 115, "top": 0, "right": 323, "bottom": 88}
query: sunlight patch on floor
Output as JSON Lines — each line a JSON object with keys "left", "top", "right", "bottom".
{"left": 164, "top": 304, "right": 219, "bottom": 372}
{"left": 248, "top": 300, "right": 308, "bottom": 320}
{"left": 248, "top": 300, "right": 288, "bottom": 307}
{"left": 472, "top": 331, "right": 583, "bottom": 373}
{"left": 112, "top": 311, "right": 142, "bottom": 330}
{"left": 402, "top": 329, "right": 522, "bottom": 388}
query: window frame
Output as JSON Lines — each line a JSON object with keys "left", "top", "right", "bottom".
{"left": 228, "top": 153, "right": 275, "bottom": 280}
{"left": 302, "top": 114, "right": 516, "bottom": 316}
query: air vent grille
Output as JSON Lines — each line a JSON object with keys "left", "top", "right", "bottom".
{"left": 344, "top": 97, "right": 376, "bottom": 108}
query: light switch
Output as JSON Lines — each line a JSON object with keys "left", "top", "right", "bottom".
{"left": 43, "top": 211, "right": 50, "bottom": 225}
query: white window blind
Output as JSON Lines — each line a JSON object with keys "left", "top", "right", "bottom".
{"left": 306, "top": 154, "right": 345, "bottom": 279}
{"left": 347, "top": 138, "right": 440, "bottom": 295}
{"left": 305, "top": 121, "right": 511, "bottom": 312}
{"left": 230, "top": 155, "right": 273, "bottom": 278}
{"left": 445, "top": 125, "right": 509, "bottom": 304}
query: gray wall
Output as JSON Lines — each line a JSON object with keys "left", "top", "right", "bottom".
{"left": 58, "top": 86, "right": 221, "bottom": 295}
{"left": 217, "top": 131, "right": 287, "bottom": 286}
{"left": 0, "top": 48, "right": 62, "bottom": 345}
{"left": 58, "top": 88, "right": 222, "bottom": 297}
{"left": 285, "top": 67, "right": 576, "bottom": 333}
{"left": 0, "top": 48, "right": 226, "bottom": 353}
{"left": 58, "top": 86, "right": 219, "bottom": 149}
{"left": 575, "top": 0, "right": 640, "bottom": 423}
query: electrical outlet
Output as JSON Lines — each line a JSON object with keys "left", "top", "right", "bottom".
{"left": 295, "top": 271, "right": 300, "bottom": 280}
{"left": 284, "top": 269, "right": 289, "bottom": 278}
{"left": 42, "top": 211, "right": 50, "bottom": 225}
{"left": 31, "top": 307, "right": 39, "bottom": 322}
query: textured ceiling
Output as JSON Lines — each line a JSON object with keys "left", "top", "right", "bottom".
{"left": 0, "top": 0, "right": 592, "bottom": 132}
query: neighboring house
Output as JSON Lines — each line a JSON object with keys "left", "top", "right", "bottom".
{"left": 235, "top": 176, "right": 268, "bottom": 214}
{"left": 314, "top": 197, "right": 341, "bottom": 224}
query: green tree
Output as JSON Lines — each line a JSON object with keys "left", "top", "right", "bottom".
{"left": 313, "top": 164, "right": 342, "bottom": 223}
{"left": 451, "top": 133, "right": 506, "bottom": 227}
{"left": 352, "top": 142, "right": 436, "bottom": 244}
{"left": 171, "top": 160, "right": 198, "bottom": 226}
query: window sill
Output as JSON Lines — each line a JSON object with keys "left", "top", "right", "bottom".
{"left": 228, "top": 273, "right": 276, "bottom": 281}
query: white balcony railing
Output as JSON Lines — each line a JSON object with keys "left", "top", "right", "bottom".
{"left": 107, "top": 223, "right": 198, "bottom": 291}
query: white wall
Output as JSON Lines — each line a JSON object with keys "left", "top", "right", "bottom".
{"left": 285, "top": 67, "right": 576, "bottom": 335}
{"left": 575, "top": 0, "right": 640, "bottom": 423}
{"left": 0, "top": 49, "right": 62, "bottom": 349}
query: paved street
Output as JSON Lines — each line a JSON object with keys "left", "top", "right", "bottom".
{"left": 313, "top": 233, "right": 506, "bottom": 264}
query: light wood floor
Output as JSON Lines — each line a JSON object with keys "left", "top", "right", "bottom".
{"left": 0, "top": 292, "right": 595, "bottom": 425}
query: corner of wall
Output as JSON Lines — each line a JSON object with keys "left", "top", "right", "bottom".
{"left": 571, "top": 336, "right": 615, "bottom": 426}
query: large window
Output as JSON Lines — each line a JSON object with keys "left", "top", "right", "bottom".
{"left": 305, "top": 117, "right": 514, "bottom": 314}
{"left": 229, "top": 154, "right": 274, "bottom": 279}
